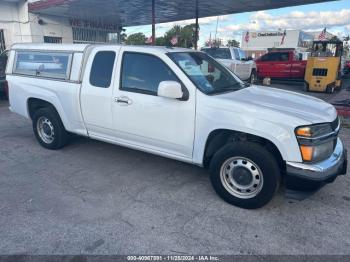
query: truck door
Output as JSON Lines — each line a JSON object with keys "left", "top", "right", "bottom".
{"left": 112, "top": 48, "right": 196, "bottom": 159}
{"left": 270, "top": 52, "right": 291, "bottom": 78}
{"left": 290, "top": 53, "right": 306, "bottom": 79}
{"left": 257, "top": 53, "right": 273, "bottom": 78}
{"left": 80, "top": 46, "right": 120, "bottom": 140}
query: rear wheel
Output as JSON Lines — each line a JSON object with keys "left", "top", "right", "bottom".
{"left": 326, "top": 85, "right": 335, "bottom": 94}
{"left": 336, "top": 80, "right": 342, "bottom": 91}
{"left": 209, "top": 142, "right": 280, "bottom": 209}
{"left": 32, "top": 107, "right": 68, "bottom": 150}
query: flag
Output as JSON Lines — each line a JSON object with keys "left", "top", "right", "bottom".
{"left": 318, "top": 28, "right": 327, "bottom": 41}
{"left": 170, "top": 36, "right": 178, "bottom": 46}
{"left": 281, "top": 30, "right": 287, "bottom": 45}
{"left": 244, "top": 31, "right": 250, "bottom": 43}
{"left": 145, "top": 36, "right": 153, "bottom": 44}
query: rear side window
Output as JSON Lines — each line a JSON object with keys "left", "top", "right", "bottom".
{"left": 233, "top": 49, "right": 240, "bottom": 60}
{"left": 202, "top": 48, "right": 231, "bottom": 59}
{"left": 121, "top": 52, "right": 178, "bottom": 95}
{"left": 14, "top": 51, "right": 72, "bottom": 79}
{"left": 260, "top": 52, "right": 288, "bottom": 62}
{"left": 90, "top": 51, "right": 116, "bottom": 88}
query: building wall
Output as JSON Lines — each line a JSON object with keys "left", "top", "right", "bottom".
{"left": 29, "top": 14, "right": 73, "bottom": 43}
{"left": 242, "top": 30, "right": 302, "bottom": 51}
{"left": 0, "top": 1, "right": 119, "bottom": 48}
{"left": 0, "top": 0, "right": 32, "bottom": 50}
{"left": 241, "top": 30, "right": 313, "bottom": 59}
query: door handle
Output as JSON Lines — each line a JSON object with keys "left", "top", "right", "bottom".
{"left": 115, "top": 96, "right": 132, "bottom": 105}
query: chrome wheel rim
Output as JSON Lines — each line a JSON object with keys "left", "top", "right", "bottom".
{"left": 220, "top": 157, "right": 264, "bottom": 199}
{"left": 250, "top": 73, "right": 256, "bottom": 84}
{"left": 37, "top": 116, "right": 55, "bottom": 144}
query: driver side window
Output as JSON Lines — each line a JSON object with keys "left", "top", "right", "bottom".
{"left": 121, "top": 52, "right": 179, "bottom": 96}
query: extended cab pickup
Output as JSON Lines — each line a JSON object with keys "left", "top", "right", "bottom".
{"left": 255, "top": 50, "right": 307, "bottom": 80}
{"left": 6, "top": 44, "right": 347, "bottom": 209}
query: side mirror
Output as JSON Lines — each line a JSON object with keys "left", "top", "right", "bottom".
{"left": 158, "top": 81, "right": 183, "bottom": 99}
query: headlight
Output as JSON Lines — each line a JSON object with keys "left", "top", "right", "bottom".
{"left": 299, "top": 141, "right": 334, "bottom": 162}
{"left": 295, "top": 123, "right": 337, "bottom": 163}
{"left": 295, "top": 123, "right": 333, "bottom": 138}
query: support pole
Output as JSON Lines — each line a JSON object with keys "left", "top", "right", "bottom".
{"left": 194, "top": 0, "right": 199, "bottom": 50}
{"left": 152, "top": 0, "right": 155, "bottom": 45}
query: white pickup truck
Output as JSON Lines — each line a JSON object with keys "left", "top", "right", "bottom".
{"left": 6, "top": 44, "right": 347, "bottom": 209}
{"left": 201, "top": 46, "right": 257, "bottom": 83}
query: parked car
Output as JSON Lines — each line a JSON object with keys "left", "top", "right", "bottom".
{"left": 6, "top": 44, "right": 347, "bottom": 209}
{"left": 0, "top": 50, "right": 8, "bottom": 99}
{"left": 255, "top": 50, "right": 307, "bottom": 80}
{"left": 201, "top": 46, "right": 257, "bottom": 83}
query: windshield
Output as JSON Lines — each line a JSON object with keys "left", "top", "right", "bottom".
{"left": 201, "top": 48, "right": 231, "bottom": 59}
{"left": 168, "top": 52, "right": 245, "bottom": 95}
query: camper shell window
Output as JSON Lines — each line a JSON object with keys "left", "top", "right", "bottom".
{"left": 13, "top": 51, "right": 72, "bottom": 80}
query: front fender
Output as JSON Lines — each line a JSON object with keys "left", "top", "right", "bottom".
{"left": 192, "top": 112, "right": 302, "bottom": 166}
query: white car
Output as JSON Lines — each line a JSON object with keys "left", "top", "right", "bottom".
{"left": 201, "top": 46, "right": 257, "bottom": 83}
{"left": 6, "top": 44, "right": 347, "bottom": 209}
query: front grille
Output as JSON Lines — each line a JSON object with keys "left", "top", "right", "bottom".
{"left": 312, "top": 68, "right": 328, "bottom": 76}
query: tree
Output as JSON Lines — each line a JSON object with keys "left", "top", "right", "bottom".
{"left": 126, "top": 33, "right": 146, "bottom": 45}
{"left": 204, "top": 38, "right": 222, "bottom": 47}
{"left": 227, "top": 39, "right": 240, "bottom": 48}
{"left": 155, "top": 36, "right": 166, "bottom": 46}
{"left": 162, "top": 24, "right": 198, "bottom": 48}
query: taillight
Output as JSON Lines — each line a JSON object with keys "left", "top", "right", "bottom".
{"left": 4, "top": 80, "right": 8, "bottom": 100}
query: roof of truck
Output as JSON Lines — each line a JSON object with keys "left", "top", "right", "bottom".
{"left": 11, "top": 43, "right": 90, "bottom": 52}
{"left": 10, "top": 43, "right": 196, "bottom": 54}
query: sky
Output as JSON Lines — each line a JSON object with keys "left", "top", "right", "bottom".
{"left": 125, "top": 0, "right": 350, "bottom": 47}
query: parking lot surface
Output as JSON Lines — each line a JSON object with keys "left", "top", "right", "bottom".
{"left": 0, "top": 82, "right": 350, "bottom": 255}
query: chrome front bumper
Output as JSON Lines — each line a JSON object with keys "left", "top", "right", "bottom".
{"left": 286, "top": 138, "right": 347, "bottom": 182}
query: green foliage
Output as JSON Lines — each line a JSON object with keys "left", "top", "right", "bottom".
{"left": 125, "top": 24, "right": 199, "bottom": 47}
{"left": 227, "top": 39, "right": 240, "bottom": 48}
{"left": 126, "top": 32, "right": 146, "bottom": 45}
{"left": 163, "top": 24, "right": 198, "bottom": 48}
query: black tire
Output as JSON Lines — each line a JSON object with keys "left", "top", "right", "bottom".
{"left": 326, "top": 86, "right": 334, "bottom": 94}
{"left": 209, "top": 142, "right": 280, "bottom": 209}
{"left": 303, "top": 82, "right": 309, "bottom": 92}
{"left": 336, "top": 80, "right": 342, "bottom": 91}
{"left": 32, "top": 107, "right": 68, "bottom": 150}
{"left": 249, "top": 69, "right": 257, "bottom": 84}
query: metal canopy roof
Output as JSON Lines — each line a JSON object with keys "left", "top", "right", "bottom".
{"left": 29, "top": 0, "right": 335, "bottom": 27}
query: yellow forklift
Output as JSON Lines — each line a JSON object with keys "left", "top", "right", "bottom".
{"left": 304, "top": 40, "right": 343, "bottom": 94}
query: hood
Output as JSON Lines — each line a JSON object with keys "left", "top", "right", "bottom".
{"left": 210, "top": 85, "right": 337, "bottom": 124}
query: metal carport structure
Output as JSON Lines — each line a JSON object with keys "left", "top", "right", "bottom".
{"left": 29, "top": 0, "right": 335, "bottom": 48}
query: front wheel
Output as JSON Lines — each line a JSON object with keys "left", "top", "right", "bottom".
{"left": 249, "top": 70, "right": 257, "bottom": 84}
{"left": 32, "top": 107, "right": 68, "bottom": 150}
{"left": 209, "top": 142, "right": 280, "bottom": 209}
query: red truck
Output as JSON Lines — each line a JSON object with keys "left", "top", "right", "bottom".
{"left": 255, "top": 50, "right": 306, "bottom": 80}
